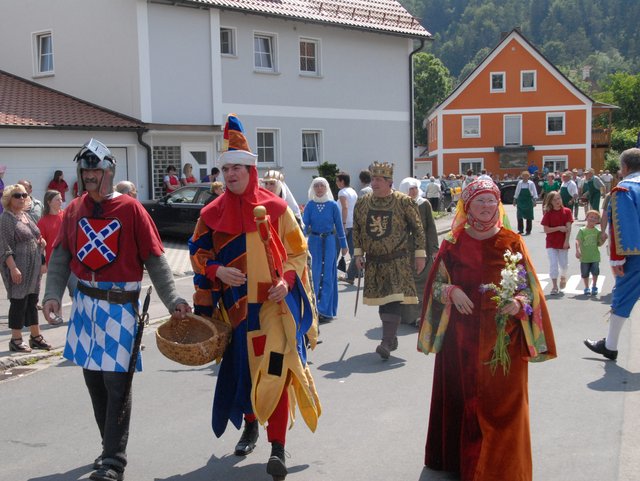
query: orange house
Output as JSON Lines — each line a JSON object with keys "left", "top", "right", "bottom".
{"left": 421, "top": 29, "right": 614, "bottom": 178}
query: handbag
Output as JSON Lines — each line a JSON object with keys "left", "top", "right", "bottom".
{"left": 337, "top": 255, "right": 347, "bottom": 272}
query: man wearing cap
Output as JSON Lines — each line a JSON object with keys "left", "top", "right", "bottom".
{"left": 190, "top": 114, "right": 320, "bottom": 481}
{"left": 42, "top": 139, "right": 190, "bottom": 481}
{"left": 352, "top": 161, "right": 427, "bottom": 359}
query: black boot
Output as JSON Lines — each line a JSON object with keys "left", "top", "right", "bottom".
{"left": 234, "top": 420, "right": 259, "bottom": 456}
{"left": 266, "top": 442, "right": 287, "bottom": 481}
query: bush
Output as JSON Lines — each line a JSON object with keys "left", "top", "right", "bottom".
{"left": 604, "top": 150, "right": 620, "bottom": 174}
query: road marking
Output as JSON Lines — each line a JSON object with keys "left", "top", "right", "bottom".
{"left": 536, "top": 273, "right": 605, "bottom": 295}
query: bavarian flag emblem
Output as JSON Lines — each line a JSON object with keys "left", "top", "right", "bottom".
{"left": 76, "top": 217, "right": 122, "bottom": 271}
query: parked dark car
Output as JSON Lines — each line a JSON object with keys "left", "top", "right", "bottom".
{"left": 141, "top": 183, "right": 215, "bottom": 238}
{"left": 496, "top": 180, "right": 520, "bottom": 204}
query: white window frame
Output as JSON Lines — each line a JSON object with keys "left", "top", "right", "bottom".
{"left": 299, "top": 37, "right": 320, "bottom": 76}
{"left": 301, "top": 130, "right": 323, "bottom": 166}
{"left": 254, "top": 32, "right": 278, "bottom": 73}
{"left": 220, "top": 27, "right": 236, "bottom": 56}
{"left": 462, "top": 116, "right": 481, "bottom": 138}
{"left": 543, "top": 155, "right": 568, "bottom": 173}
{"left": 256, "top": 129, "right": 279, "bottom": 166}
{"left": 32, "top": 30, "right": 54, "bottom": 77}
{"left": 546, "top": 112, "right": 566, "bottom": 135}
{"left": 521, "top": 70, "right": 536, "bottom": 92}
{"left": 459, "top": 158, "right": 484, "bottom": 175}
{"left": 504, "top": 114, "right": 522, "bottom": 146}
{"left": 490, "top": 71, "right": 505, "bottom": 93}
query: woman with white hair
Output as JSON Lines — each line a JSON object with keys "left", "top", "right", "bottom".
{"left": 302, "top": 177, "right": 348, "bottom": 321}
{"left": 398, "top": 177, "right": 440, "bottom": 325}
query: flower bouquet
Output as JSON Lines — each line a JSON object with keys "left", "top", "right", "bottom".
{"left": 480, "top": 250, "right": 532, "bottom": 375}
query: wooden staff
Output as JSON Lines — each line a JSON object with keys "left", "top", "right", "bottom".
{"left": 254, "top": 206, "right": 286, "bottom": 314}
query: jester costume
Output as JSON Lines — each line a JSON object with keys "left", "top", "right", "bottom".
{"left": 418, "top": 179, "right": 556, "bottom": 481}
{"left": 190, "top": 165, "right": 320, "bottom": 448}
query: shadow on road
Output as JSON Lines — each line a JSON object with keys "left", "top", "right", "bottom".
{"left": 316, "top": 349, "right": 406, "bottom": 379}
{"left": 28, "top": 463, "right": 94, "bottom": 481}
{"left": 154, "top": 453, "right": 309, "bottom": 481}
{"left": 586, "top": 359, "right": 640, "bottom": 392}
{"left": 418, "top": 466, "right": 459, "bottom": 480}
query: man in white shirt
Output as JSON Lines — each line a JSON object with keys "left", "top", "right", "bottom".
{"left": 600, "top": 169, "right": 613, "bottom": 193}
{"left": 336, "top": 172, "right": 358, "bottom": 283}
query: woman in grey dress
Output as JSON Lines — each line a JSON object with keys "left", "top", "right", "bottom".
{"left": 0, "top": 184, "right": 51, "bottom": 352}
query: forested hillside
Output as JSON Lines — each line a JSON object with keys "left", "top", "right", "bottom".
{"left": 401, "top": 0, "right": 640, "bottom": 83}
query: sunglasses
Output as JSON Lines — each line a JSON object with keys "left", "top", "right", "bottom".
{"left": 12, "top": 193, "right": 29, "bottom": 199}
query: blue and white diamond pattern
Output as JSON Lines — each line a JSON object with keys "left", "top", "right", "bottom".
{"left": 64, "top": 280, "right": 143, "bottom": 372}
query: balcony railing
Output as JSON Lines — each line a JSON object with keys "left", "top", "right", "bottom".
{"left": 592, "top": 128, "right": 611, "bottom": 147}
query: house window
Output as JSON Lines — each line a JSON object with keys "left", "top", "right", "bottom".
{"left": 302, "top": 131, "right": 322, "bottom": 165}
{"left": 257, "top": 129, "right": 278, "bottom": 165}
{"left": 34, "top": 31, "right": 54, "bottom": 75}
{"left": 504, "top": 115, "right": 522, "bottom": 145}
{"left": 521, "top": 70, "right": 536, "bottom": 91}
{"left": 490, "top": 72, "right": 505, "bottom": 93}
{"left": 254, "top": 33, "right": 276, "bottom": 72}
{"left": 546, "top": 112, "right": 565, "bottom": 135}
{"left": 220, "top": 28, "right": 236, "bottom": 56}
{"left": 460, "top": 159, "right": 483, "bottom": 174}
{"left": 462, "top": 116, "right": 480, "bottom": 138}
{"left": 299, "top": 38, "right": 319, "bottom": 75}
{"left": 543, "top": 156, "right": 568, "bottom": 173}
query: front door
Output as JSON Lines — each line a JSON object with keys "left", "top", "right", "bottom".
{"left": 181, "top": 142, "right": 213, "bottom": 182}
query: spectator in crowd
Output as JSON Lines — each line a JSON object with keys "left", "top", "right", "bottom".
{"left": 425, "top": 176, "right": 441, "bottom": 212}
{"left": 48, "top": 170, "right": 69, "bottom": 204}
{"left": 17, "top": 179, "right": 44, "bottom": 223}
{"left": 336, "top": 172, "right": 358, "bottom": 284}
{"left": 262, "top": 170, "right": 304, "bottom": 229}
{"left": 560, "top": 171, "right": 579, "bottom": 210}
{"left": 358, "top": 169, "right": 372, "bottom": 197}
{"left": 201, "top": 166, "right": 220, "bottom": 183}
{"left": 0, "top": 165, "right": 5, "bottom": 214}
{"left": 181, "top": 163, "right": 197, "bottom": 185}
{"left": 115, "top": 180, "right": 138, "bottom": 199}
{"left": 600, "top": 169, "right": 613, "bottom": 193}
{"left": 0, "top": 183, "right": 51, "bottom": 352}
{"left": 164, "top": 165, "right": 180, "bottom": 194}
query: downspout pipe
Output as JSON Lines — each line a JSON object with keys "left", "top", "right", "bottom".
{"left": 136, "top": 129, "right": 153, "bottom": 199}
{"left": 409, "top": 39, "right": 425, "bottom": 177}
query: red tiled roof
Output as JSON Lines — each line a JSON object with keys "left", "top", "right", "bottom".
{"left": 189, "top": 0, "right": 431, "bottom": 38}
{"left": 0, "top": 70, "right": 144, "bottom": 130}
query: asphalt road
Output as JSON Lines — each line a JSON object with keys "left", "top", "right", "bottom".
{"left": 1, "top": 205, "right": 639, "bottom": 481}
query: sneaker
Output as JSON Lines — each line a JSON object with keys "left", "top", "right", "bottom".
{"left": 29, "top": 335, "right": 52, "bottom": 351}
{"left": 584, "top": 288, "right": 590, "bottom": 296}
{"left": 89, "top": 465, "right": 124, "bottom": 481}
{"left": 591, "top": 286, "right": 598, "bottom": 296}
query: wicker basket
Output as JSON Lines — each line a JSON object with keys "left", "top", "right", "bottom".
{"left": 155, "top": 312, "right": 231, "bottom": 366}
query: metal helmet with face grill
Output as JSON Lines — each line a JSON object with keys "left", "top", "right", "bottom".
{"left": 74, "top": 139, "right": 116, "bottom": 194}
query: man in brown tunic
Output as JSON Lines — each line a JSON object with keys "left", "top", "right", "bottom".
{"left": 352, "top": 162, "right": 426, "bottom": 359}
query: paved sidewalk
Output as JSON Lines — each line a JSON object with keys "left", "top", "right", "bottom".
{"left": 0, "top": 211, "right": 455, "bottom": 370}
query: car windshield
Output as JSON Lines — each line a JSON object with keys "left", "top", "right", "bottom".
{"left": 167, "top": 187, "right": 198, "bottom": 204}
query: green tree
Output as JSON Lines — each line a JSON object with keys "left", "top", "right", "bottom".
{"left": 413, "top": 52, "right": 454, "bottom": 145}
{"left": 600, "top": 73, "right": 640, "bottom": 129}
{"left": 316, "top": 162, "right": 340, "bottom": 199}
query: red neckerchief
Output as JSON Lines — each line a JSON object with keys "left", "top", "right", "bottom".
{"left": 200, "top": 167, "right": 287, "bottom": 234}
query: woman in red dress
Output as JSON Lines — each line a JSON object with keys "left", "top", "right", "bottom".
{"left": 47, "top": 170, "right": 69, "bottom": 203}
{"left": 418, "top": 179, "right": 557, "bottom": 481}
{"left": 37, "top": 190, "right": 64, "bottom": 265}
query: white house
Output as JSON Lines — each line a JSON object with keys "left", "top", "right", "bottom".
{"left": 0, "top": 0, "right": 431, "bottom": 201}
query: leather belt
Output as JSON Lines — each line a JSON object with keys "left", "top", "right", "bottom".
{"left": 366, "top": 249, "right": 409, "bottom": 262}
{"left": 77, "top": 283, "right": 140, "bottom": 305}
{"left": 311, "top": 231, "right": 333, "bottom": 238}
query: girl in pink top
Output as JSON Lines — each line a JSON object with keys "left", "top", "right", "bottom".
{"left": 47, "top": 170, "right": 69, "bottom": 203}
{"left": 37, "top": 190, "right": 64, "bottom": 265}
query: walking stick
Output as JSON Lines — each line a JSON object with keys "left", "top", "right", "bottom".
{"left": 253, "top": 206, "right": 286, "bottom": 314}
{"left": 118, "top": 286, "right": 152, "bottom": 424}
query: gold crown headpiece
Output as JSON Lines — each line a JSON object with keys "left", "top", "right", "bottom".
{"left": 369, "top": 161, "right": 394, "bottom": 179}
